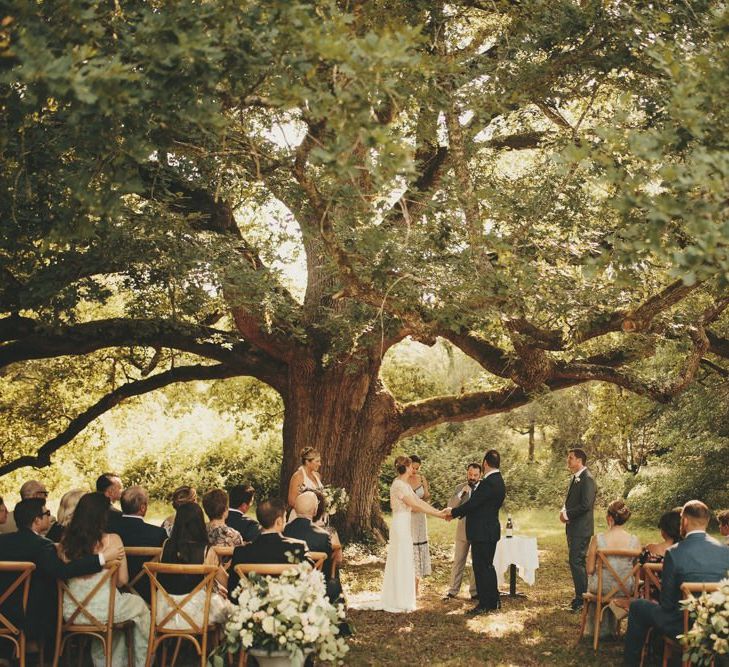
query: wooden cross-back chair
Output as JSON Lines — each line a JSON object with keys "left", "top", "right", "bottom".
{"left": 233, "top": 563, "right": 298, "bottom": 579}
{"left": 0, "top": 562, "right": 36, "bottom": 667}
{"left": 52, "top": 561, "right": 134, "bottom": 667}
{"left": 213, "top": 546, "right": 234, "bottom": 571}
{"left": 121, "top": 546, "right": 162, "bottom": 603}
{"left": 650, "top": 581, "right": 723, "bottom": 667}
{"left": 578, "top": 548, "right": 642, "bottom": 651}
{"left": 641, "top": 562, "right": 664, "bottom": 600}
{"left": 144, "top": 562, "right": 219, "bottom": 667}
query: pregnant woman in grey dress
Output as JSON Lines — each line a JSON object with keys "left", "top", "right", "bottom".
{"left": 408, "top": 454, "right": 432, "bottom": 596}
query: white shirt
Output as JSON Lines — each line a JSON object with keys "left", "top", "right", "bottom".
{"left": 684, "top": 530, "right": 706, "bottom": 538}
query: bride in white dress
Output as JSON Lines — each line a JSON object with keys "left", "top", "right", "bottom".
{"left": 381, "top": 455, "right": 445, "bottom": 612}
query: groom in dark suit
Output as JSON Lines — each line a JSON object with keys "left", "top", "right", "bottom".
{"left": 560, "top": 447, "right": 597, "bottom": 612}
{"left": 446, "top": 449, "right": 506, "bottom": 614}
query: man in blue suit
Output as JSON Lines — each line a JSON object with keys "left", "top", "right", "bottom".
{"left": 446, "top": 449, "right": 506, "bottom": 615}
{"left": 623, "top": 500, "right": 729, "bottom": 666}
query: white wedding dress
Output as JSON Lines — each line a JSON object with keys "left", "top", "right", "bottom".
{"left": 380, "top": 478, "right": 416, "bottom": 612}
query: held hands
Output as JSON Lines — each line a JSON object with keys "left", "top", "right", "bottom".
{"left": 101, "top": 542, "right": 125, "bottom": 564}
{"left": 441, "top": 507, "right": 453, "bottom": 522}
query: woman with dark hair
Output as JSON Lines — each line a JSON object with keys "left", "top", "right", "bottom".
{"left": 161, "top": 485, "right": 198, "bottom": 536}
{"left": 158, "top": 502, "right": 231, "bottom": 628}
{"left": 202, "top": 488, "right": 243, "bottom": 547}
{"left": 59, "top": 492, "right": 150, "bottom": 666}
{"left": 640, "top": 508, "right": 682, "bottom": 564}
{"left": 380, "top": 455, "right": 445, "bottom": 612}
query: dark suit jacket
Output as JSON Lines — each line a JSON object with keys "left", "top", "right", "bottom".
{"left": 564, "top": 468, "right": 596, "bottom": 537}
{"left": 226, "top": 509, "right": 262, "bottom": 543}
{"left": 106, "top": 506, "right": 123, "bottom": 532}
{"left": 111, "top": 514, "right": 166, "bottom": 602}
{"left": 0, "top": 528, "right": 102, "bottom": 640}
{"left": 283, "top": 518, "right": 342, "bottom": 602}
{"left": 658, "top": 532, "right": 729, "bottom": 632}
{"left": 227, "top": 532, "right": 307, "bottom": 600}
{"left": 450, "top": 471, "right": 505, "bottom": 543}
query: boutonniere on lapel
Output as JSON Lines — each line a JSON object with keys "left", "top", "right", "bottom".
{"left": 574, "top": 477, "right": 581, "bottom": 484}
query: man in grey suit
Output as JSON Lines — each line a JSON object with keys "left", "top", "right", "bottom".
{"left": 560, "top": 447, "right": 596, "bottom": 611}
{"left": 443, "top": 463, "right": 481, "bottom": 600}
{"left": 623, "top": 500, "right": 729, "bottom": 666}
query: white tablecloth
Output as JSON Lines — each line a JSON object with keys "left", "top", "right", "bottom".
{"left": 493, "top": 535, "right": 539, "bottom": 587}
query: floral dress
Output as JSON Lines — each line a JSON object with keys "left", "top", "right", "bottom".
{"left": 411, "top": 484, "right": 431, "bottom": 578}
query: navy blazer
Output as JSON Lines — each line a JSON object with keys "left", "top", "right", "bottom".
{"left": 111, "top": 515, "right": 166, "bottom": 602}
{"left": 226, "top": 509, "right": 262, "bottom": 543}
{"left": 450, "top": 471, "right": 505, "bottom": 543}
{"left": 0, "top": 528, "right": 102, "bottom": 640}
{"left": 227, "top": 532, "right": 307, "bottom": 601}
{"left": 661, "top": 532, "right": 729, "bottom": 613}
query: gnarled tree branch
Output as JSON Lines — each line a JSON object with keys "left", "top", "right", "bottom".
{"left": 0, "top": 363, "right": 242, "bottom": 477}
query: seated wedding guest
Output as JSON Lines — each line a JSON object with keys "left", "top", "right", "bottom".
{"left": 20, "top": 480, "right": 54, "bottom": 536}
{"left": 59, "top": 492, "right": 150, "bottom": 667}
{"left": 583, "top": 499, "right": 640, "bottom": 637}
{"left": 161, "top": 485, "right": 198, "bottom": 536}
{"left": 113, "top": 485, "right": 166, "bottom": 602}
{"left": 287, "top": 447, "right": 325, "bottom": 521}
{"left": 717, "top": 509, "right": 729, "bottom": 545}
{"left": 158, "top": 502, "right": 231, "bottom": 628}
{"left": 284, "top": 491, "right": 343, "bottom": 602}
{"left": 623, "top": 500, "right": 729, "bottom": 667}
{"left": 46, "top": 488, "right": 84, "bottom": 543}
{"left": 96, "top": 472, "right": 124, "bottom": 529}
{"left": 0, "top": 495, "right": 14, "bottom": 534}
{"left": 228, "top": 498, "right": 307, "bottom": 601}
{"left": 226, "top": 484, "right": 262, "bottom": 543}
{"left": 202, "top": 488, "right": 244, "bottom": 547}
{"left": 640, "top": 508, "right": 682, "bottom": 564}
{"left": 0, "top": 498, "right": 121, "bottom": 652}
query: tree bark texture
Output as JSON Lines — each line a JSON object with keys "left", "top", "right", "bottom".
{"left": 280, "top": 355, "right": 401, "bottom": 542}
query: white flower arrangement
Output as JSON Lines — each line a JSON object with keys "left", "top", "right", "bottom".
{"left": 210, "top": 562, "right": 349, "bottom": 666}
{"left": 679, "top": 576, "right": 729, "bottom": 666}
{"left": 321, "top": 485, "right": 349, "bottom": 516}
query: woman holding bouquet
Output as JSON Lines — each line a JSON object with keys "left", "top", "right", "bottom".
{"left": 287, "top": 446, "right": 326, "bottom": 523}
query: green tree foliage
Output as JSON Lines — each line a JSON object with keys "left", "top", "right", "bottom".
{"left": 2, "top": 0, "right": 729, "bottom": 536}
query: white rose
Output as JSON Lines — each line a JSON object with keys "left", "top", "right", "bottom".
{"left": 262, "top": 616, "right": 276, "bottom": 635}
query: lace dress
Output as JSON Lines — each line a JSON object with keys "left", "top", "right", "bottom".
{"left": 380, "top": 479, "right": 416, "bottom": 612}
{"left": 63, "top": 569, "right": 150, "bottom": 667}
{"left": 411, "top": 484, "right": 431, "bottom": 577}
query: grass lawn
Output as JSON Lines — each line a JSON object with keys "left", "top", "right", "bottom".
{"left": 340, "top": 509, "right": 665, "bottom": 667}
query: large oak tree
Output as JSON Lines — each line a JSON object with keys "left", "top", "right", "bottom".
{"left": 2, "top": 0, "right": 728, "bottom": 538}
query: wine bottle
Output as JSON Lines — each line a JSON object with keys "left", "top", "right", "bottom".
{"left": 506, "top": 515, "right": 514, "bottom": 538}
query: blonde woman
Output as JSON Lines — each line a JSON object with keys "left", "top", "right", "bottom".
{"left": 287, "top": 447, "right": 325, "bottom": 522}
{"left": 47, "top": 488, "right": 84, "bottom": 543}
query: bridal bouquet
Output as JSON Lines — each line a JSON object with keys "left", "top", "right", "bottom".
{"left": 679, "top": 576, "right": 729, "bottom": 666}
{"left": 321, "top": 485, "right": 349, "bottom": 516}
{"left": 211, "top": 563, "right": 349, "bottom": 666}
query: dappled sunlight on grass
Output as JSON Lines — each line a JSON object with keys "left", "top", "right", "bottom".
{"left": 344, "top": 508, "right": 628, "bottom": 665}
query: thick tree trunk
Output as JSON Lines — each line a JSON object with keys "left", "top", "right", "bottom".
{"left": 279, "top": 354, "right": 401, "bottom": 542}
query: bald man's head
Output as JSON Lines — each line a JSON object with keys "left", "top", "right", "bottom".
{"left": 294, "top": 491, "right": 319, "bottom": 519}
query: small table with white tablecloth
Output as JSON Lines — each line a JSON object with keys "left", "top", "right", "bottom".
{"left": 493, "top": 535, "right": 539, "bottom": 597}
